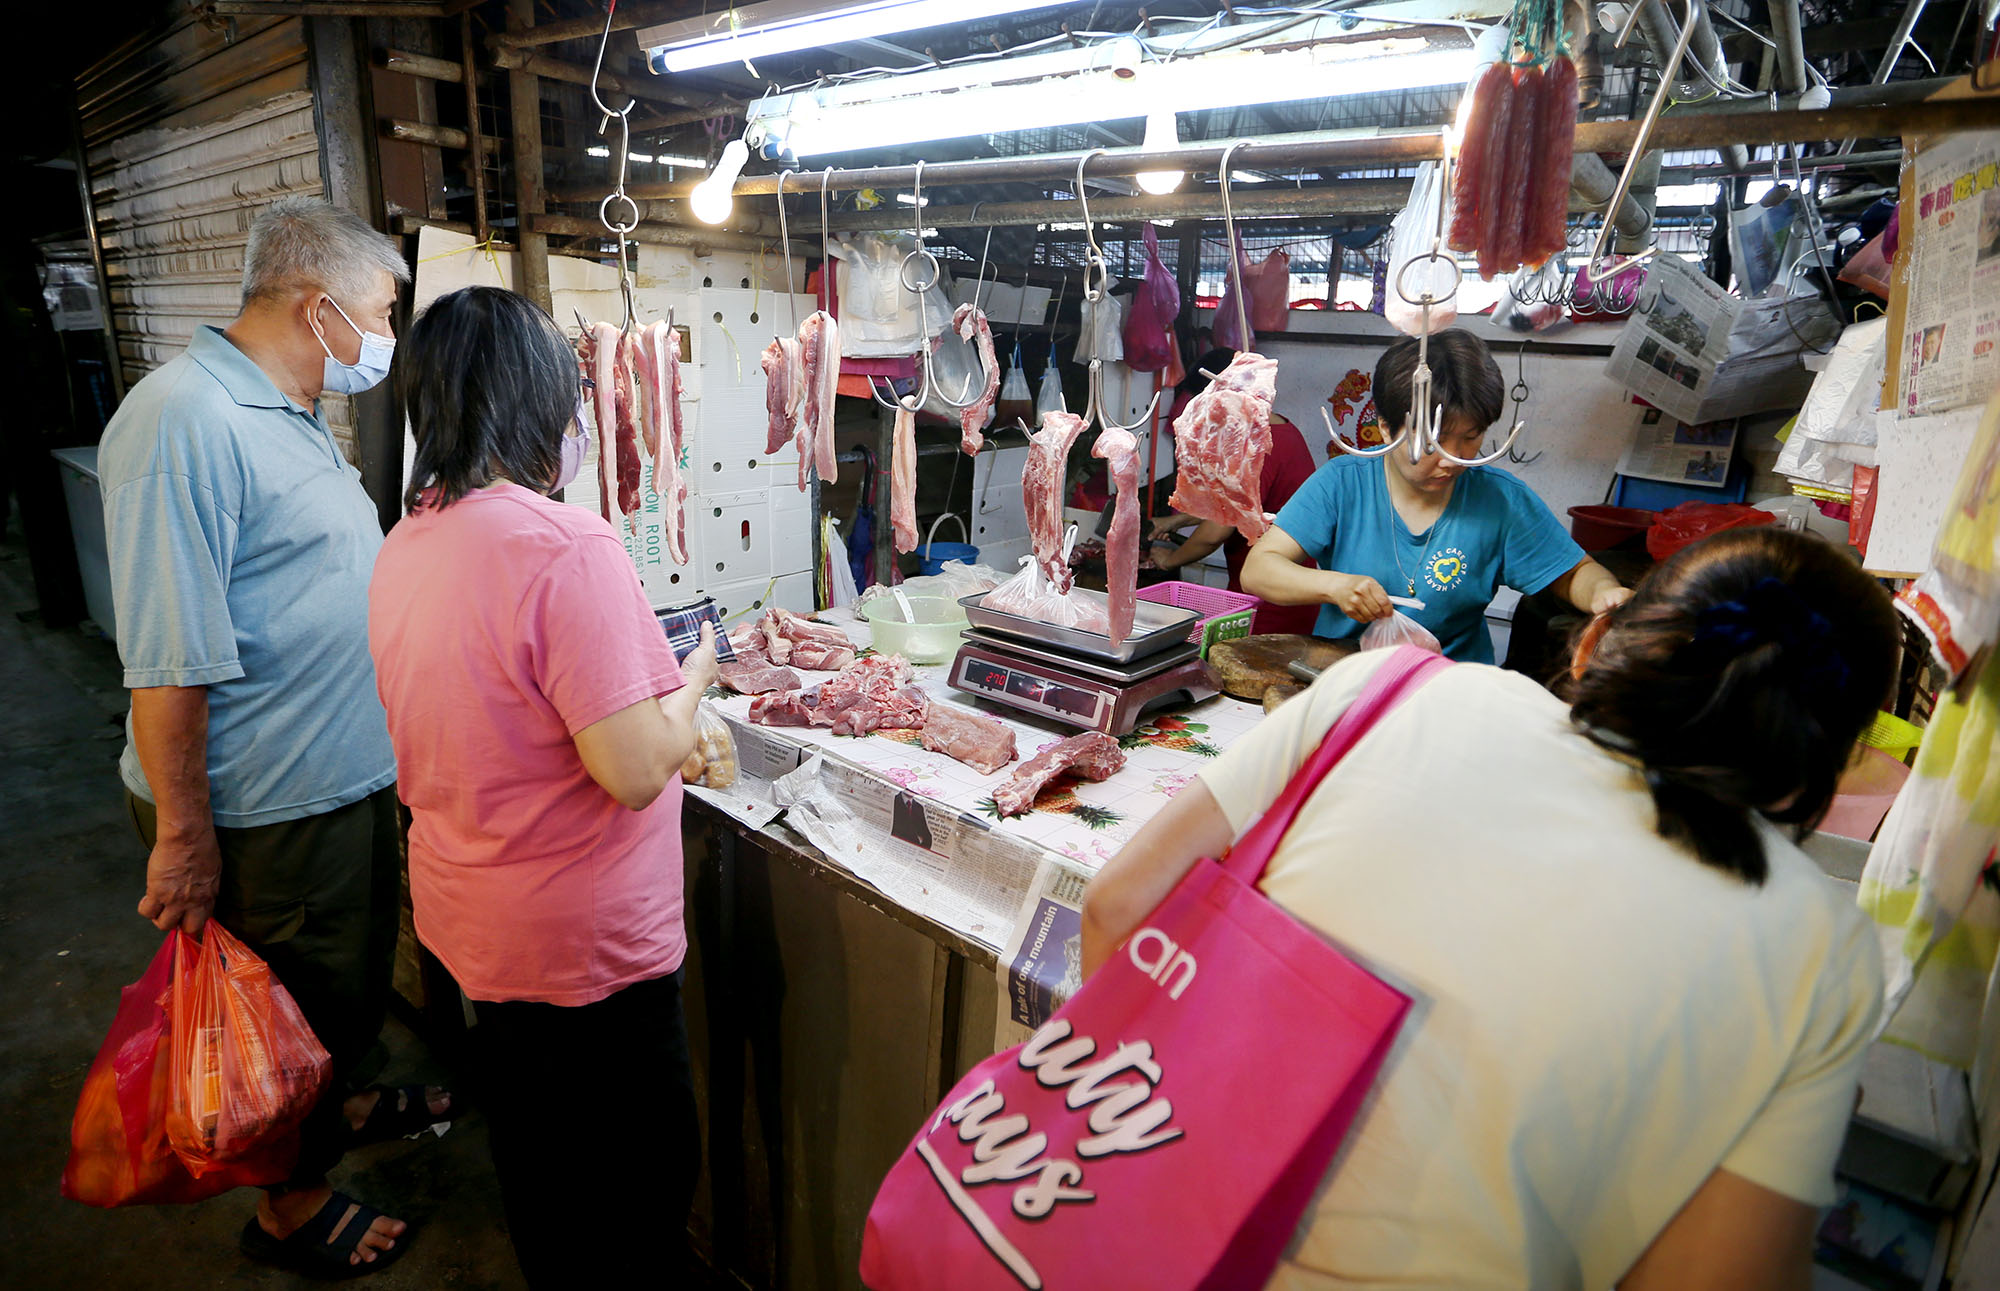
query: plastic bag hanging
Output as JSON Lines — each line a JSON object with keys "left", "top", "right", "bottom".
{"left": 1123, "top": 224, "right": 1182, "bottom": 372}
{"left": 1035, "top": 362, "right": 1067, "bottom": 417}
{"left": 1383, "top": 162, "right": 1459, "bottom": 337}
{"left": 1247, "top": 248, "right": 1292, "bottom": 334}
{"left": 998, "top": 346, "right": 1034, "bottom": 424}
{"left": 1214, "top": 233, "right": 1256, "bottom": 352}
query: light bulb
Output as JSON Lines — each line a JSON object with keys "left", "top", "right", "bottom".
{"left": 1134, "top": 108, "right": 1183, "bottom": 196}
{"left": 690, "top": 139, "right": 749, "bottom": 225}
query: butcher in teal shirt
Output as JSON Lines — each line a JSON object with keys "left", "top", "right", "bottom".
{"left": 1243, "top": 331, "right": 1630, "bottom": 663}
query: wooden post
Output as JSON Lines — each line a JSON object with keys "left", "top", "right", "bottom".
{"left": 506, "top": 0, "right": 551, "bottom": 313}
{"left": 459, "top": 11, "right": 488, "bottom": 243}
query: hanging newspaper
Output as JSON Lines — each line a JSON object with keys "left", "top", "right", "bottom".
{"left": 993, "top": 856, "right": 1095, "bottom": 1050}
{"left": 1605, "top": 252, "right": 1835, "bottom": 425}
{"left": 1899, "top": 131, "right": 2000, "bottom": 415}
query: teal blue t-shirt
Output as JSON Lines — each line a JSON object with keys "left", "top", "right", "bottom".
{"left": 1270, "top": 455, "right": 1584, "bottom": 663}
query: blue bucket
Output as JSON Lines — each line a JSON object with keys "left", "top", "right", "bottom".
{"left": 917, "top": 514, "right": 978, "bottom": 576}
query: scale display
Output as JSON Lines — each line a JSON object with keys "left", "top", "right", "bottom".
{"left": 955, "top": 657, "right": 1108, "bottom": 725}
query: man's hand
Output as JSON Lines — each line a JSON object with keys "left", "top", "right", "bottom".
{"left": 139, "top": 827, "right": 221, "bottom": 935}
{"left": 1591, "top": 585, "right": 1633, "bottom": 615}
{"left": 681, "top": 622, "right": 721, "bottom": 695}
{"left": 1148, "top": 516, "right": 1186, "bottom": 542}
{"left": 1328, "top": 573, "right": 1394, "bottom": 623}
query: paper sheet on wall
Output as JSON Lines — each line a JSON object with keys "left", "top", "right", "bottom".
{"left": 1866, "top": 406, "right": 1985, "bottom": 576}
{"left": 1899, "top": 131, "right": 2000, "bottom": 415}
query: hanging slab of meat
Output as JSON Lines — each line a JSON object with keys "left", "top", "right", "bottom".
{"left": 591, "top": 322, "right": 643, "bottom": 533}
{"left": 921, "top": 704, "right": 1018, "bottom": 775}
{"left": 760, "top": 336, "right": 805, "bottom": 455}
{"left": 631, "top": 321, "right": 688, "bottom": 565}
{"left": 718, "top": 660, "right": 802, "bottom": 695}
{"left": 581, "top": 325, "right": 616, "bottom": 525}
{"left": 1092, "top": 428, "right": 1140, "bottom": 647}
{"left": 1169, "top": 352, "right": 1278, "bottom": 544}
{"left": 992, "top": 731, "right": 1127, "bottom": 818}
{"left": 1025, "top": 411, "right": 1089, "bottom": 592}
{"left": 891, "top": 404, "right": 918, "bottom": 554}
{"left": 1524, "top": 55, "right": 1580, "bottom": 269}
{"left": 952, "top": 303, "right": 999, "bottom": 455}
{"left": 796, "top": 311, "right": 841, "bottom": 491}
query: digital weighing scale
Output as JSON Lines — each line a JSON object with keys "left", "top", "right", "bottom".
{"left": 947, "top": 629, "right": 1218, "bottom": 736}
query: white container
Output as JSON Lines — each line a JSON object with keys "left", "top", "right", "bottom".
{"left": 51, "top": 446, "right": 116, "bottom": 636}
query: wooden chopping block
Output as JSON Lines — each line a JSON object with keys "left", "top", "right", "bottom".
{"left": 1262, "top": 683, "right": 1306, "bottom": 713}
{"left": 1204, "top": 634, "right": 1353, "bottom": 702}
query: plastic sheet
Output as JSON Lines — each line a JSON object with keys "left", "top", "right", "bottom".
{"left": 982, "top": 556, "right": 1111, "bottom": 632}
{"left": 683, "top": 701, "right": 739, "bottom": 789}
{"left": 832, "top": 234, "right": 955, "bottom": 358}
{"left": 1214, "top": 234, "right": 1256, "bottom": 351}
{"left": 1358, "top": 610, "right": 1442, "bottom": 654}
{"left": 1644, "top": 502, "right": 1779, "bottom": 561}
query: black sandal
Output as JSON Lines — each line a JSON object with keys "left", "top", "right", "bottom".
{"left": 348, "top": 1083, "right": 452, "bottom": 1147}
{"left": 239, "top": 1190, "right": 410, "bottom": 1280}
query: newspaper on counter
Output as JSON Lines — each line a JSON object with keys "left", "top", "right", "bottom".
{"left": 1900, "top": 131, "right": 2000, "bottom": 415}
{"left": 993, "top": 856, "right": 1095, "bottom": 1050}
{"left": 1604, "top": 252, "right": 1835, "bottom": 424}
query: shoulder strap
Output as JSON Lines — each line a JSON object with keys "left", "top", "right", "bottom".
{"left": 1224, "top": 646, "right": 1452, "bottom": 884}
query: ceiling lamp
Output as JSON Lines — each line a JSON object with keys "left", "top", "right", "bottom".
{"left": 690, "top": 140, "right": 750, "bottom": 225}
{"left": 1134, "top": 109, "right": 1183, "bottom": 195}
{"left": 639, "top": 0, "right": 1065, "bottom": 74}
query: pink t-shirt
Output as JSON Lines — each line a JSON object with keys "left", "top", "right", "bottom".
{"left": 368, "top": 482, "right": 686, "bottom": 1006}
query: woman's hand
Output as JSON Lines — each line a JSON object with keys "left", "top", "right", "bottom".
{"left": 1149, "top": 515, "right": 1187, "bottom": 541}
{"left": 1590, "top": 585, "right": 1633, "bottom": 615}
{"left": 681, "top": 622, "right": 720, "bottom": 694}
{"left": 1328, "top": 573, "right": 1394, "bottom": 623}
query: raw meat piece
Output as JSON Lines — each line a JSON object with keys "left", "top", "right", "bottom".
{"left": 788, "top": 640, "right": 856, "bottom": 671}
{"left": 993, "top": 731, "right": 1127, "bottom": 817}
{"left": 1169, "top": 352, "right": 1278, "bottom": 543}
{"left": 760, "top": 336, "right": 805, "bottom": 455}
{"left": 952, "top": 303, "right": 999, "bottom": 455}
{"left": 1490, "top": 63, "right": 1542, "bottom": 277}
{"left": 582, "top": 325, "right": 616, "bottom": 525}
{"left": 718, "top": 660, "right": 802, "bottom": 695}
{"left": 631, "top": 321, "right": 688, "bottom": 564}
{"left": 1525, "top": 55, "right": 1579, "bottom": 269}
{"left": 769, "top": 607, "right": 849, "bottom": 647}
{"left": 594, "top": 322, "right": 643, "bottom": 532}
{"left": 1449, "top": 62, "right": 1511, "bottom": 254}
{"left": 629, "top": 326, "right": 663, "bottom": 464}
{"left": 726, "top": 623, "right": 768, "bottom": 659}
{"left": 796, "top": 311, "right": 840, "bottom": 491}
{"left": 760, "top": 612, "right": 792, "bottom": 665}
{"left": 1092, "top": 428, "right": 1140, "bottom": 647}
{"left": 750, "top": 691, "right": 816, "bottom": 726}
{"left": 921, "top": 705, "right": 1018, "bottom": 775}
{"left": 1213, "top": 233, "right": 1255, "bottom": 352}
{"left": 1024, "top": 411, "right": 1089, "bottom": 592}
{"left": 891, "top": 404, "right": 918, "bottom": 553}
{"left": 772, "top": 655, "right": 927, "bottom": 735}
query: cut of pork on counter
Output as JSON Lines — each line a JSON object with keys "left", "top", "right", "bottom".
{"left": 1171, "top": 351, "right": 1279, "bottom": 543}
{"left": 920, "top": 704, "right": 1018, "bottom": 775}
{"left": 718, "top": 659, "right": 802, "bottom": 695}
{"left": 748, "top": 652, "right": 929, "bottom": 735}
{"left": 993, "top": 731, "right": 1127, "bottom": 817}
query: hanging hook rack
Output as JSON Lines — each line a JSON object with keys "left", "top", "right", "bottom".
{"left": 1075, "top": 149, "right": 1160, "bottom": 435}
{"left": 775, "top": 169, "right": 799, "bottom": 333}
{"left": 818, "top": 166, "right": 836, "bottom": 314}
{"left": 587, "top": 0, "right": 639, "bottom": 332}
{"left": 1507, "top": 341, "right": 1544, "bottom": 465}
{"left": 894, "top": 160, "right": 979, "bottom": 411}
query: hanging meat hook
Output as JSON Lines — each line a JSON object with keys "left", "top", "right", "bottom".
{"left": 1075, "top": 149, "right": 1159, "bottom": 435}
{"left": 894, "top": 159, "right": 980, "bottom": 411}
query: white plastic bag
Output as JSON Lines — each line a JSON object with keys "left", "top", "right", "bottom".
{"left": 1358, "top": 610, "right": 1442, "bottom": 654}
{"left": 1036, "top": 363, "right": 1067, "bottom": 417}
{"left": 1383, "top": 162, "right": 1458, "bottom": 338}
{"left": 1075, "top": 291, "right": 1125, "bottom": 363}
{"left": 981, "top": 556, "right": 1111, "bottom": 633}
{"left": 822, "top": 515, "right": 860, "bottom": 609}
{"left": 831, "top": 234, "right": 955, "bottom": 358}
{"left": 854, "top": 561, "right": 1005, "bottom": 613}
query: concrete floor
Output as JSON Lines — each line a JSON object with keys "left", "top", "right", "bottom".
{"left": 0, "top": 530, "right": 530, "bottom": 1290}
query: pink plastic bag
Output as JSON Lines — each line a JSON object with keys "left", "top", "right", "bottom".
{"left": 1247, "top": 248, "right": 1292, "bottom": 333}
{"left": 1213, "top": 233, "right": 1256, "bottom": 352}
{"left": 860, "top": 650, "right": 1443, "bottom": 1291}
{"left": 1122, "top": 224, "right": 1182, "bottom": 374}
{"left": 1359, "top": 610, "right": 1441, "bottom": 654}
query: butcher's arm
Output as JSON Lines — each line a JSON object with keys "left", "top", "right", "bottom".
{"left": 1242, "top": 526, "right": 1392, "bottom": 623}
{"left": 130, "top": 685, "right": 220, "bottom": 935}
{"left": 1148, "top": 510, "right": 1201, "bottom": 540}
{"left": 573, "top": 626, "right": 719, "bottom": 810}
{"left": 1150, "top": 519, "right": 1234, "bottom": 570}
{"left": 1081, "top": 782, "right": 1234, "bottom": 977}
{"left": 1549, "top": 558, "right": 1632, "bottom": 616}
{"left": 1617, "top": 1170, "right": 1815, "bottom": 1291}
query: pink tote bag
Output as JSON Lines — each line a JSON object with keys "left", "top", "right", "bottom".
{"left": 861, "top": 648, "right": 1449, "bottom": 1291}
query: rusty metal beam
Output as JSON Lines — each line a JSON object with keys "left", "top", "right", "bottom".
{"left": 529, "top": 211, "right": 813, "bottom": 257}
{"left": 488, "top": 1, "right": 691, "bottom": 50}
{"left": 486, "top": 45, "right": 720, "bottom": 113}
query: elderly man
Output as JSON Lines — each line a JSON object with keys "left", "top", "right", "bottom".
{"left": 98, "top": 197, "right": 447, "bottom": 1277}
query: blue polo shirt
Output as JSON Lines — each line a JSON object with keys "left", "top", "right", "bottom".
{"left": 99, "top": 326, "right": 396, "bottom": 827}
{"left": 1271, "top": 455, "right": 1584, "bottom": 663}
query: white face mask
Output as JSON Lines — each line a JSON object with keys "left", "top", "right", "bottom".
{"left": 311, "top": 295, "right": 394, "bottom": 395}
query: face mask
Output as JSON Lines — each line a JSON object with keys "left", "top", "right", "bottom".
{"left": 553, "top": 401, "right": 587, "bottom": 491}
{"left": 311, "top": 295, "right": 394, "bottom": 395}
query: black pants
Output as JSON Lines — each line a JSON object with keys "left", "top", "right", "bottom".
{"left": 470, "top": 970, "right": 701, "bottom": 1289}
{"left": 129, "top": 787, "right": 402, "bottom": 1186}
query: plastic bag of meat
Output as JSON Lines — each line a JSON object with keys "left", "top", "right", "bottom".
{"left": 681, "top": 702, "right": 738, "bottom": 790}
{"left": 1382, "top": 162, "right": 1458, "bottom": 337}
{"left": 1358, "top": 610, "right": 1442, "bottom": 655}
{"left": 1122, "top": 224, "right": 1182, "bottom": 373}
{"left": 981, "top": 557, "right": 1112, "bottom": 633}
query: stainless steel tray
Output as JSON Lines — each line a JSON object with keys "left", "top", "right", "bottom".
{"left": 959, "top": 589, "right": 1197, "bottom": 664}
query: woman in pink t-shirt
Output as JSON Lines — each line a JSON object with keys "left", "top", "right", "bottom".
{"left": 368, "top": 287, "right": 718, "bottom": 1288}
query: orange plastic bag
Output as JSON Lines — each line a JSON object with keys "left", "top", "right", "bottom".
{"left": 165, "top": 922, "right": 331, "bottom": 1175}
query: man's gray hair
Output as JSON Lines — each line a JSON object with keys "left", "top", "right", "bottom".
{"left": 240, "top": 196, "right": 410, "bottom": 308}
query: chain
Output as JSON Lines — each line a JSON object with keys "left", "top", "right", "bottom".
{"left": 588, "top": 1, "right": 640, "bottom": 331}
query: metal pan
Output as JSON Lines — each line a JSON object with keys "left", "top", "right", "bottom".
{"left": 959, "top": 589, "right": 1198, "bottom": 664}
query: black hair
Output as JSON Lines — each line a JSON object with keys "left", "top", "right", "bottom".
{"left": 1568, "top": 527, "right": 1900, "bottom": 884}
{"left": 1372, "top": 330, "right": 1504, "bottom": 436}
{"left": 1177, "top": 347, "right": 1238, "bottom": 400}
{"left": 396, "top": 286, "right": 577, "bottom": 512}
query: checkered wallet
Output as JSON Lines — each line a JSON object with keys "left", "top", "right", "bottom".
{"left": 657, "top": 597, "right": 734, "bottom": 664}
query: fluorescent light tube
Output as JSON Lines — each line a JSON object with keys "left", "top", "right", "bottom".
{"left": 641, "top": 0, "right": 1063, "bottom": 74}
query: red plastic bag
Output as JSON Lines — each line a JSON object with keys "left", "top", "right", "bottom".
{"left": 1122, "top": 224, "right": 1182, "bottom": 374}
{"left": 61, "top": 930, "right": 313, "bottom": 1207}
{"left": 1645, "top": 502, "right": 1778, "bottom": 561}
{"left": 1247, "top": 248, "right": 1292, "bottom": 333}
{"left": 1214, "top": 233, "right": 1256, "bottom": 352}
